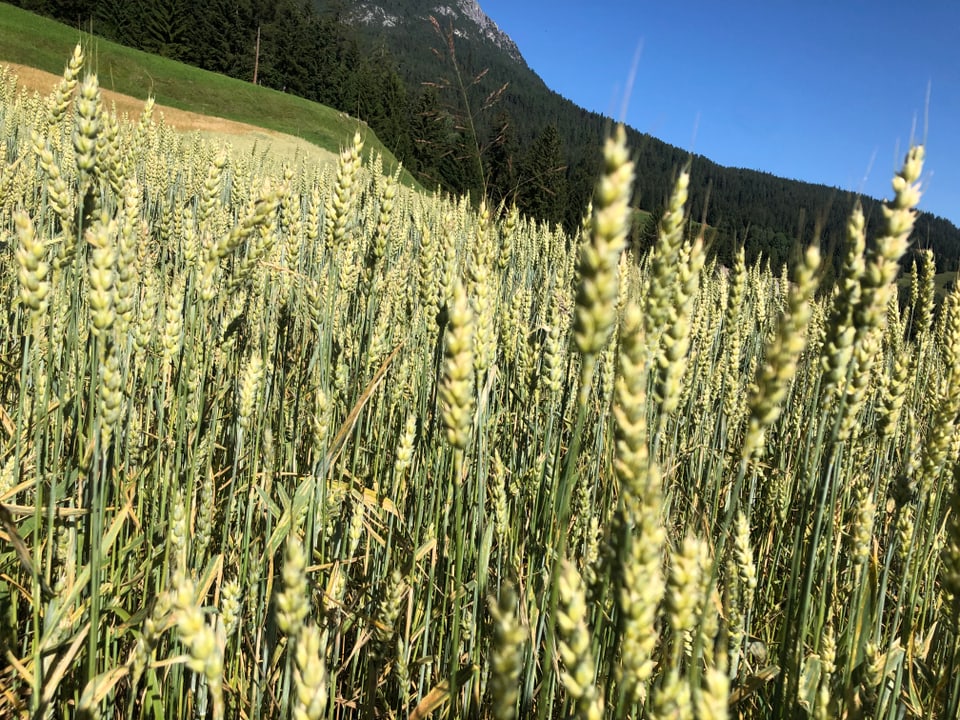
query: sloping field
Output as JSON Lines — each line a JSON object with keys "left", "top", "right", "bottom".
{"left": 3, "top": 61, "right": 339, "bottom": 168}
{"left": 0, "top": 1, "right": 414, "bottom": 182}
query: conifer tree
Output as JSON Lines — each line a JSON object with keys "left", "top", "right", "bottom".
{"left": 519, "top": 124, "right": 567, "bottom": 227}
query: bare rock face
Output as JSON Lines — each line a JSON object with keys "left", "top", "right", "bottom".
{"left": 348, "top": 1, "right": 526, "bottom": 66}
{"left": 451, "top": 0, "right": 524, "bottom": 63}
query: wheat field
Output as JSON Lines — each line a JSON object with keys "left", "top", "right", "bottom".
{"left": 1, "top": 47, "right": 959, "bottom": 720}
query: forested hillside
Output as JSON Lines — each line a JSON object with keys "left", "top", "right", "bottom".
{"left": 10, "top": 0, "right": 960, "bottom": 274}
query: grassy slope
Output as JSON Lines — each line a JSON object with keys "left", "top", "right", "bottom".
{"left": 0, "top": 2, "right": 414, "bottom": 181}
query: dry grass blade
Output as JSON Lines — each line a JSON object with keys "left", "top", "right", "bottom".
{"left": 0, "top": 501, "right": 54, "bottom": 597}
{"left": 78, "top": 667, "right": 130, "bottom": 713}
{"left": 728, "top": 665, "right": 780, "bottom": 707}
{"left": 2, "top": 504, "right": 90, "bottom": 518}
{"left": 408, "top": 665, "right": 478, "bottom": 720}
{"left": 40, "top": 622, "right": 91, "bottom": 706}
{"left": 325, "top": 341, "right": 405, "bottom": 474}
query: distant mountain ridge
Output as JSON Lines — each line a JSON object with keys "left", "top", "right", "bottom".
{"left": 319, "top": 0, "right": 960, "bottom": 272}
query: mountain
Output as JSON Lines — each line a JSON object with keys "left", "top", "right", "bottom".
{"left": 345, "top": 0, "right": 524, "bottom": 64}
{"left": 314, "top": 0, "right": 960, "bottom": 274}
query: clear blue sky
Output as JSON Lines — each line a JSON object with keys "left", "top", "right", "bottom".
{"left": 479, "top": 1, "right": 960, "bottom": 227}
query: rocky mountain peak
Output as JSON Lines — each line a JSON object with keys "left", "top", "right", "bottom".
{"left": 347, "top": 1, "right": 525, "bottom": 65}
{"left": 446, "top": 0, "right": 523, "bottom": 63}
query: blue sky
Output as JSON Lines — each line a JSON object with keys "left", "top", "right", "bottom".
{"left": 479, "top": 1, "right": 960, "bottom": 227}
